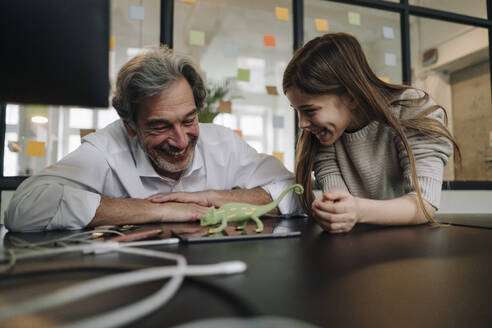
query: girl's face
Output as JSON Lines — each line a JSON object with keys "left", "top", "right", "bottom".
{"left": 286, "top": 87, "right": 357, "bottom": 146}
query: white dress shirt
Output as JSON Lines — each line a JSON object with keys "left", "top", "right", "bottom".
{"left": 5, "top": 120, "right": 299, "bottom": 232}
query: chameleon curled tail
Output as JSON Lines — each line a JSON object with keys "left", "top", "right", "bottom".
{"left": 200, "top": 184, "right": 304, "bottom": 234}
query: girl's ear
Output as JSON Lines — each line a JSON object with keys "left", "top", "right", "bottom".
{"left": 123, "top": 121, "right": 137, "bottom": 137}
{"left": 342, "top": 94, "right": 358, "bottom": 111}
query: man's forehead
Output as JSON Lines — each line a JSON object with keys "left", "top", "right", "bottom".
{"left": 137, "top": 81, "right": 197, "bottom": 122}
{"left": 144, "top": 108, "right": 198, "bottom": 124}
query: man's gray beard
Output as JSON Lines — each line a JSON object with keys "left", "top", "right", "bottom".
{"left": 148, "top": 148, "right": 194, "bottom": 174}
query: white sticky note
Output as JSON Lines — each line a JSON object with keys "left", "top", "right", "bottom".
{"left": 189, "top": 30, "right": 205, "bottom": 46}
{"left": 224, "top": 44, "right": 239, "bottom": 57}
{"left": 273, "top": 116, "right": 284, "bottom": 129}
{"left": 385, "top": 53, "right": 397, "bottom": 67}
{"left": 348, "top": 12, "right": 360, "bottom": 26}
{"left": 129, "top": 5, "right": 145, "bottom": 21}
{"left": 382, "top": 26, "right": 394, "bottom": 39}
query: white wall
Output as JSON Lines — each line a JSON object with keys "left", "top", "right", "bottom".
{"left": 439, "top": 190, "right": 492, "bottom": 214}
{"left": 313, "top": 189, "right": 492, "bottom": 215}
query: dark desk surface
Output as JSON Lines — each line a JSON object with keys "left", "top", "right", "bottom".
{"left": 2, "top": 219, "right": 492, "bottom": 328}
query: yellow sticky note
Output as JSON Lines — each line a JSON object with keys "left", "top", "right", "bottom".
{"left": 348, "top": 12, "right": 360, "bottom": 26}
{"left": 275, "top": 7, "right": 289, "bottom": 21}
{"left": 80, "top": 129, "right": 96, "bottom": 138}
{"left": 181, "top": 0, "right": 196, "bottom": 3}
{"left": 218, "top": 100, "right": 232, "bottom": 113}
{"left": 189, "top": 30, "right": 205, "bottom": 46}
{"left": 315, "top": 19, "right": 329, "bottom": 32}
{"left": 272, "top": 151, "right": 284, "bottom": 163}
{"left": 26, "top": 141, "right": 45, "bottom": 157}
{"left": 109, "top": 36, "right": 115, "bottom": 51}
{"left": 237, "top": 68, "right": 250, "bottom": 82}
{"left": 379, "top": 76, "right": 390, "bottom": 83}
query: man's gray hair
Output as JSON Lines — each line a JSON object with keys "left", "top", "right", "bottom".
{"left": 112, "top": 46, "right": 206, "bottom": 126}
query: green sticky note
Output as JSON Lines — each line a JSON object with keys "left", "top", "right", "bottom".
{"left": 348, "top": 12, "right": 360, "bottom": 26}
{"left": 189, "top": 30, "right": 205, "bottom": 46}
{"left": 237, "top": 68, "right": 250, "bottom": 82}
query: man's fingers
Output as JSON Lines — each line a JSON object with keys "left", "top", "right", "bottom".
{"left": 149, "top": 194, "right": 170, "bottom": 202}
{"left": 149, "top": 193, "right": 187, "bottom": 203}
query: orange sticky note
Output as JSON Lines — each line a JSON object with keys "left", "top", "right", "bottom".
{"left": 266, "top": 85, "right": 278, "bottom": 95}
{"left": 315, "top": 18, "right": 329, "bottom": 32}
{"left": 234, "top": 130, "right": 243, "bottom": 138}
{"left": 275, "top": 7, "right": 289, "bottom": 21}
{"left": 379, "top": 76, "right": 390, "bottom": 83}
{"left": 263, "top": 34, "right": 276, "bottom": 47}
{"left": 80, "top": 129, "right": 96, "bottom": 138}
{"left": 26, "top": 141, "right": 45, "bottom": 157}
{"left": 218, "top": 100, "right": 232, "bottom": 113}
{"left": 272, "top": 151, "right": 284, "bottom": 163}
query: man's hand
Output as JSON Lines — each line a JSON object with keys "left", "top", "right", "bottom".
{"left": 312, "top": 189, "right": 360, "bottom": 234}
{"left": 147, "top": 187, "right": 276, "bottom": 213}
{"left": 148, "top": 191, "right": 212, "bottom": 207}
{"left": 156, "top": 202, "right": 210, "bottom": 222}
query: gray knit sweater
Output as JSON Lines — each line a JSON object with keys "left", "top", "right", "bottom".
{"left": 313, "top": 89, "right": 453, "bottom": 209}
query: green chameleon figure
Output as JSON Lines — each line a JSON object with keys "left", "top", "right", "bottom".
{"left": 200, "top": 184, "right": 304, "bottom": 234}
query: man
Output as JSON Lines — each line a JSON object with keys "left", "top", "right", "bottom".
{"left": 5, "top": 46, "right": 299, "bottom": 232}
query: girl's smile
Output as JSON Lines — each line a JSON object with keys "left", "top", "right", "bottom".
{"left": 286, "top": 87, "right": 357, "bottom": 146}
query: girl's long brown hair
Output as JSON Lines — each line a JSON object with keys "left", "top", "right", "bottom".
{"left": 283, "top": 32, "right": 460, "bottom": 222}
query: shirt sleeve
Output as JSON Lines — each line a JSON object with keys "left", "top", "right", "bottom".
{"left": 313, "top": 144, "right": 348, "bottom": 192}
{"left": 4, "top": 142, "right": 110, "bottom": 232}
{"left": 394, "top": 92, "right": 453, "bottom": 209}
{"left": 225, "top": 130, "right": 301, "bottom": 215}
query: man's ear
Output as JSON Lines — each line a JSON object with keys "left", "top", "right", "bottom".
{"left": 123, "top": 121, "right": 137, "bottom": 138}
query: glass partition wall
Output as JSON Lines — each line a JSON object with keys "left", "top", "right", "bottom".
{"left": 1, "top": 0, "right": 492, "bottom": 223}
{"left": 174, "top": 0, "right": 296, "bottom": 170}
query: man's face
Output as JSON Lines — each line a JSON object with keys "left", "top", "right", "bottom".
{"left": 125, "top": 77, "right": 199, "bottom": 180}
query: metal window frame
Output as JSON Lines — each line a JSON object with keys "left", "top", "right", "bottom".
{"left": 1, "top": 0, "right": 491, "bottom": 193}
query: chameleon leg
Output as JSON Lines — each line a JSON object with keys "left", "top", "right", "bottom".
{"left": 251, "top": 216, "right": 264, "bottom": 233}
{"left": 208, "top": 218, "right": 228, "bottom": 234}
{"left": 236, "top": 220, "right": 248, "bottom": 230}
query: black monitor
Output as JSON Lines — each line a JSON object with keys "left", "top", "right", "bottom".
{"left": 0, "top": 0, "right": 110, "bottom": 108}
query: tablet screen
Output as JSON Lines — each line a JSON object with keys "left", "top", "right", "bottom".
{"left": 170, "top": 216, "right": 306, "bottom": 243}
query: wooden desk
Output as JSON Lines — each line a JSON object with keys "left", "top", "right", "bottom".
{"left": 1, "top": 220, "right": 492, "bottom": 327}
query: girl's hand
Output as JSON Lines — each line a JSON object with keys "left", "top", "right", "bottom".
{"left": 312, "top": 189, "right": 360, "bottom": 233}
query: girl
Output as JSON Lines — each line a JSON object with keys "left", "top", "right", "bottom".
{"left": 283, "top": 32, "right": 460, "bottom": 233}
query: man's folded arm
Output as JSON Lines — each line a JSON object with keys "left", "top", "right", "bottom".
{"left": 5, "top": 178, "right": 210, "bottom": 232}
{"left": 5, "top": 181, "right": 101, "bottom": 232}
{"left": 88, "top": 195, "right": 209, "bottom": 227}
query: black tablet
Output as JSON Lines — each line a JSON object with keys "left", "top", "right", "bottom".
{"left": 171, "top": 216, "right": 306, "bottom": 243}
